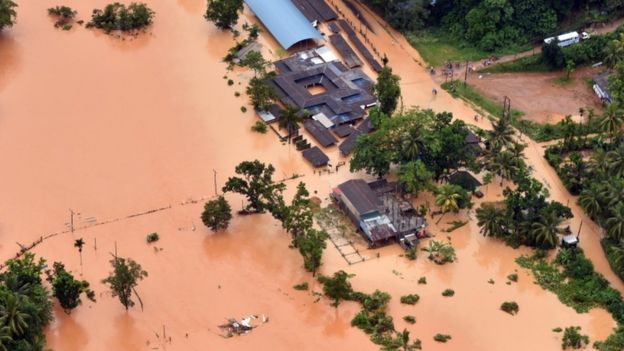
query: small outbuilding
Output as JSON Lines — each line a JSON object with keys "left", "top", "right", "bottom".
{"left": 302, "top": 146, "right": 329, "bottom": 167}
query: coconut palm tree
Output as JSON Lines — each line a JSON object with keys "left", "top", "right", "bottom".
{"left": 589, "top": 148, "right": 609, "bottom": 175}
{"left": 74, "top": 238, "right": 85, "bottom": 270}
{"left": 610, "top": 244, "right": 624, "bottom": 276}
{"left": 476, "top": 203, "right": 507, "bottom": 237}
{"left": 607, "top": 144, "right": 624, "bottom": 177}
{"left": 604, "top": 36, "right": 624, "bottom": 68}
{"left": 489, "top": 117, "right": 515, "bottom": 151}
{"left": 606, "top": 203, "right": 624, "bottom": 241}
{"left": 0, "top": 326, "right": 12, "bottom": 351}
{"left": 578, "top": 183, "right": 603, "bottom": 220}
{"left": 0, "top": 293, "right": 29, "bottom": 337}
{"left": 600, "top": 103, "right": 624, "bottom": 138}
{"left": 489, "top": 151, "right": 519, "bottom": 185}
{"left": 531, "top": 211, "right": 564, "bottom": 249}
{"left": 278, "top": 105, "right": 304, "bottom": 144}
{"left": 434, "top": 184, "right": 461, "bottom": 224}
{"left": 399, "top": 125, "right": 426, "bottom": 162}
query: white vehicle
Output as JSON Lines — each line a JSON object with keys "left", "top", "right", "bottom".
{"left": 581, "top": 31, "right": 591, "bottom": 40}
{"left": 544, "top": 31, "right": 580, "bottom": 47}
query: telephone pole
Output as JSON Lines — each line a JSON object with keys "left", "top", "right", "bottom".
{"left": 69, "top": 208, "right": 74, "bottom": 233}
{"left": 212, "top": 169, "right": 218, "bottom": 196}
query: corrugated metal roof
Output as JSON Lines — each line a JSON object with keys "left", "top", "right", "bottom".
{"left": 245, "top": 0, "right": 323, "bottom": 49}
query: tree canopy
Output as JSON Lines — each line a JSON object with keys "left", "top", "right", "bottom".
{"left": 204, "top": 0, "right": 243, "bottom": 30}
{"left": 201, "top": 195, "right": 232, "bottom": 232}
{"left": 0, "top": 0, "right": 16, "bottom": 31}
{"left": 101, "top": 256, "right": 148, "bottom": 310}
{"left": 374, "top": 65, "right": 401, "bottom": 116}
{"left": 222, "top": 160, "right": 286, "bottom": 213}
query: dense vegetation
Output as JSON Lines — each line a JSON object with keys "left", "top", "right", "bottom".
{"left": 47, "top": 6, "right": 76, "bottom": 30}
{"left": 0, "top": 0, "right": 16, "bottom": 31}
{"left": 0, "top": 253, "right": 53, "bottom": 351}
{"left": 87, "top": 2, "right": 154, "bottom": 32}
{"left": 517, "top": 250, "right": 624, "bottom": 350}
{"left": 365, "top": 0, "right": 624, "bottom": 53}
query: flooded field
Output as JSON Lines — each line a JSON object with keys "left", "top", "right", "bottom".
{"left": 0, "top": 0, "right": 620, "bottom": 350}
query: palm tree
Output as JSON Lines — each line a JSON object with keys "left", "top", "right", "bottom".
{"left": 531, "top": 211, "right": 564, "bottom": 249}
{"left": 610, "top": 244, "right": 624, "bottom": 276}
{"left": 489, "top": 117, "right": 515, "bottom": 151}
{"left": 278, "top": 105, "right": 303, "bottom": 144}
{"left": 600, "top": 103, "right": 624, "bottom": 138}
{"left": 607, "top": 144, "right": 624, "bottom": 177}
{"left": 578, "top": 184, "right": 603, "bottom": 220}
{"left": 434, "top": 184, "right": 461, "bottom": 224}
{"left": 476, "top": 203, "right": 507, "bottom": 237}
{"left": 606, "top": 203, "right": 624, "bottom": 241}
{"left": 604, "top": 36, "right": 624, "bottom": 68}
{"left": 0, "top": 326, "right": 13, "bottom": 351}
{"left": 589, "top": 148, "right": 609, "bottom": 175}
{"left": 399, "top": 124, "right": 426, "bottom": 162}
{"left": 489, "top": 151, "right": 519, "bottom": 185}
{"left": 74, "top": 238, "right": 85, "bottom": 270}
{"left": 0, "top": 293, "right": 29, "bottom": 337}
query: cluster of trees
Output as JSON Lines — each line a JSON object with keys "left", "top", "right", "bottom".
{"left": 476, "top": 116, "right": 572, "bottom": 249}
{"left": 365, "top": 0, "right": 624, "bottom": 52}
{"left": 202, "top": 160, "right": 329, "bottom": 275}
{"left": 87, "top": 2, "right": 154, "bottom": 32}
{"left": 47, "top": 6, "right": 77, "bottom": 29}
{"left": 317, "top": 271, "right": 422, "bottom": 349}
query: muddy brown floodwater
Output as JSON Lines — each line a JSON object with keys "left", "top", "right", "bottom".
{"left": 0, "top": 0, "right": 619, "bottom": 350}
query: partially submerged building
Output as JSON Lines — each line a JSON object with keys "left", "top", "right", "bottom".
{"left": 593, "top": 72, "right": 612, "bottom": 104}
{"left": 332, "top": 179, "right": 426, "bottom": 246}
{"left": 271, "top": 49, "right": 377, "bottom": 125}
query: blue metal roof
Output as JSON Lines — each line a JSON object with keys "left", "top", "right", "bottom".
{"left": 245, "top": 0, "right": 323, "bottom": 49}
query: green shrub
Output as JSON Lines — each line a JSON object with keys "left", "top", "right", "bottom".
{"left": 146, "top": 232, "right": 159, "bottom": 243}
{"left": 501, "top": 301, "right": 519, "bottom": 315}
{"left": 293, "top": 282, "right": 308, "bottom": 291}
{"left": 406, "top": 247, "right": 417, "bottom": 260}
{"left": 433, "top": 333, "right": 452, "bottom": 342}
{"left": 418, "top": 276, "right": 427, "bottom": 285}
{"left": 562, "top": 326, "right": 589, "bottom": 349}
{"left": 442, "top": 289, "right": 455, "bottom": 297}
{"left": 400, "top": 294, "right": 420, "bottom": 305}
{"left": 227, "top": 79, "right": 234, "bottom": 86}
{"left": 88, "top": 2, "right": 154, "bottom": 32}
{"left": 251, "top": 121, "right": 267, "bottom": 134}
{"left": 240, "top": 106, "right": 247, "bottom": 113}
{"left": 507, "top": 273, "right": 518, "bottom": 282}
{"left": 403, "top": 315, "right": 416, "bottom": 324}
{"left": 553, "top": 327, "right": 563, "bottom": 333}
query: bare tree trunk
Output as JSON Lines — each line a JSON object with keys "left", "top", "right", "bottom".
{"left": 132, "top": 287, "right": 145, "bottom": 311}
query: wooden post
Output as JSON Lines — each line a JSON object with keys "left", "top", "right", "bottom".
{"left": 69, "top": 208, "right": 74, "bottom": 233}
{"left": 213, "top": 169, "right": 218, "bottom": 196}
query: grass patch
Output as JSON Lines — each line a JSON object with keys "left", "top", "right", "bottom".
{"left": 553, "top": 76, "right": 574, "bottom": 86}
{"left": 293, "top": 282, "right": 309, "bottom": 291}
{"left": 405, "top": 30, "right": 530, "bottom": 67}
{"left": 441, "top": 81, "right": 524, "bottom": 120}
{"left": 481, "top": 54, "right": 551, "bottom": 73}
{"left": 400, "top": 294, "right": 420, "bottom": 305}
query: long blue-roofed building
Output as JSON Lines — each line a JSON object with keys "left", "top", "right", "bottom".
{"left": 244, "top": 0, "right": 323, "bottom": 50}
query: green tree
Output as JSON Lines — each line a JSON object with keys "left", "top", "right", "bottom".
{"left": 565, "top": 59, "right": 575, "bottom": 80}
{"left": 47, "top": 262, "right": 95, "bottom": 314}
{"left": 476, "top": 203, "right": 507, "bottom": 237}
{"left": 434, "top": 184, "right": 462, "bottom": 224}
{"left": 397, "top": 160, "right": 433, "bottom": 197}
{"left": 201, "top": 195, "right": 232, "bottom": 231}
{"left": 488, "top": 117, "right": 515, "bottom": 152}
{"left": 561, "top": 326, "right": 589, "bottom": 349}
{"left": 278, "top": 105, "right": 304, "bottom": 144}
{"left": 350, "top": 132, "right": 393, "bottom": 178}
{"left": 604, "top": 35, "right": 624, "bottom": 68}
{"left": 204, "top": 0, "right": 243, "bottom": 30}
{"left": 600, "top": 103, "right": 624, "bottom": 138}
{"left": 101, "top": 256, "right": 148, "bottom": 311}
{"left": 88, "top": 3, "right": 154, "bottom": 32}
{"left": 0, "top": 0, "right": 16, "bottom": 31}
{"left": 0, "top": 292, "right": 28, "bottom": 336}
{"left": 531, "top": 211, "right": 564, "bottom": 249}
{"left": 317, "top": 270, "right": 354, "bottom": 307}
{"left": 295, "top": 229, "right": 329, "bottom": 276}
{"left": 374, "top": 65, "right": 401, "bottom": 115}
{"left": 246, "top": 74, "right": 277, "bottom": 112}
{"left": 607, "top": 144, "right": 624, "bottom": 177}
{"left": 542, "top": 40, "right": 565, "bottom": 69}
{"left": 489, "top": 151, "right": 520, "bottom": 186}
{"left": 578, "top": 183, "right": 603, "bottom": 220}
{"left": 0, "top": 326, "right": 12, "bottom": 351}
{"left": 606, "top": 203, "right": 624, "bottom": 241}
{"left": 282, "top": 182, "right": 313, "bottom": 242}
{"left": 74, "top": 238, "right": 85, "bottom": 269}
{"left": 222, "top": 160, "right": 286, "bottom": 213}
{"left": 240, "top": 50, "right": 268, "bottom": 76}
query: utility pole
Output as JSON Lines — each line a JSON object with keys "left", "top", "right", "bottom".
{"left": 69, "top": 208, "right": 74, "bottom": 233}
{"left": 464, "top": 60, "right": 469, "bottom": 86}
{"left": 213, "top": 169, "right": 218, "bottom": 196}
